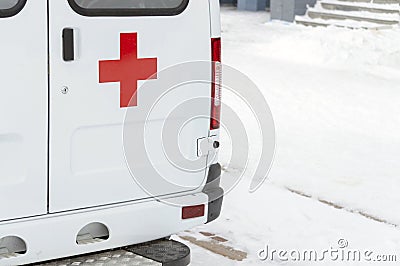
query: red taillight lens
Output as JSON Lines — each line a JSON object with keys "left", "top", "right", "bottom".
{"left": 211, "top": 38, "right": 222, "bottom": 130}
{"left": 182, "top": 204, "right": 205, "bottom": 220}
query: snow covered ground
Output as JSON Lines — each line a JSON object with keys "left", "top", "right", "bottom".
{"left": 180, "top": 7, "right": 400, "bottom": 265}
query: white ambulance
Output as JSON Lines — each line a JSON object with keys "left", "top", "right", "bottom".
{"left": 0, "top": 0, "right": 223, "bottom": 265}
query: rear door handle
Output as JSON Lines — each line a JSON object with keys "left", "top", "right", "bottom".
{"left": 62, "top": 28, "right": 74, "bottom": 61}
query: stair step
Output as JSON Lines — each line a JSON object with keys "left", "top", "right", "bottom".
{"left": 307, "top": 9, "right": 399, "bottom": 24}
{"left": 320, "top": 1, "right": 399, "bottom": 14}
{"left": 374, "top": 0, "right": 399, "bottom": 3}
{"left": 295, "top": 16, "right": 393, "bottom": 28}
{"left": 336, "top": 0, "right": 399, "bottom": 4}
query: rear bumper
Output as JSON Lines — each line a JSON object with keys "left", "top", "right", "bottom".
{"left": 203, "top": 163, "right": 224, "bottom": 223}
{"left": 0, "top": 196, "right": 211, "bottom": 265}
{"left": 0, "top": 165, "right": 224, "bottom": 265}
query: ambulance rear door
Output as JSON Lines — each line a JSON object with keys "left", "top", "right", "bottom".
{"left": 49, "top": 0, "right": 212, "bottom": 212}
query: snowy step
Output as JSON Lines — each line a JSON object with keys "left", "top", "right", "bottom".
{"left": 371, "top": 0, "right": 399, "bottom": 3}
{"left": 337, "top": 0, "right": 399, "bottom": 4}
{"left": 320, "top": 1, "right": 400, "bottom": 14}
{"left": 295, "top": 15, "right": 393, "bottom": 28}
{"left": 374, "top": 0, "right": 399, "bottom": 3}
{"left": 307, "top": 9, "right": 400, "bottom": 24}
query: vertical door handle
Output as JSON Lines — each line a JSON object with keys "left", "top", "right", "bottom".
{"left": 62, "top": 28, "right": 74, "bottom": 61}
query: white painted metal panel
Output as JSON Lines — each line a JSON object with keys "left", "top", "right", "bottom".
{"left": 209, "top": 0, "right": 222, "bottom": 38}
{"left": 0, "top": 192, "right": 208, "bottom": 265}
{"left": 49, "top": 0, "right": 212, "bottom": 212}
{"left": 0, "top": 1, "right": 48, "bottom": 221}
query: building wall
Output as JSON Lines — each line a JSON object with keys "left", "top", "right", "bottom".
{"left": 271, "top": 0, "right": 316, "bottom": 22}
{"left": 220, "top": 0, "right": 271, "bottom": 9}
{"left": 220, "top": 0, "right": 237, "bottom": 4}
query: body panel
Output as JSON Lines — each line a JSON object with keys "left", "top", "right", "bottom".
{"left": 0, "top": 0, "right": 48, "bottom": 221}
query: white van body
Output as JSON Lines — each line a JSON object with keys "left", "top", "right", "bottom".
{"left": 0, "top": 0, "right": 222, "bottom": 264}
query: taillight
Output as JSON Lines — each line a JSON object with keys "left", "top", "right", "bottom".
{"left": 210, "top": 38, "right": 221, "bottom": 130}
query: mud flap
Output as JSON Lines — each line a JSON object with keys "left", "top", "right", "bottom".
{"left": 203, "top": 163, "right": 224, "bottom": 223}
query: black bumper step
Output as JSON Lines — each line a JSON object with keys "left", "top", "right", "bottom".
{"left": 124, "top": 239, "right": 190, "bottom": 266}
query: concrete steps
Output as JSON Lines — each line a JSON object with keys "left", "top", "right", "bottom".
{"left": 295, "top": 0, "right": 399, "bottom": 28}
{"left": 295, "top": 15, "right": 395, "bottom": 28}
{"left": 307, "top": 9, "right": 399, "bottom": 24}
{"left": 320, "top": 1, "right": 399, "bottom": 14}
{"left": 337, "top": 0, "right": 399, "bottom": 4}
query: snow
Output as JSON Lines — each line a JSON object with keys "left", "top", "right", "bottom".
{"left": 309, "top": 5, "right": 399, "bottom": 21}
{"left": 181, "top": 7, "right": 400, "bottom": 265}
{"left": 319, "top": 0, "right": 400, "bottom": 11}
{"left": 295, "top": 16, "right": 392, "bottom": 29}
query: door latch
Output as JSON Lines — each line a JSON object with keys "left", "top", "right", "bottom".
{"left": 197, "top": 136, "right": 220, "bottom": 157}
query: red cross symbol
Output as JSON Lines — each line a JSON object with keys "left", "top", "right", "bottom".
{"left": 99, "top": 33, "right": 158, "bottom": 108}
